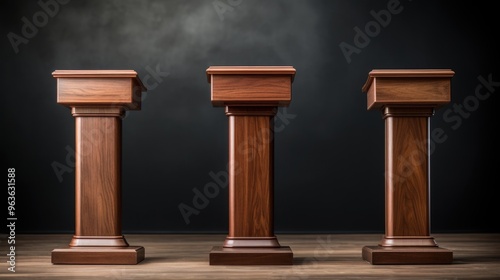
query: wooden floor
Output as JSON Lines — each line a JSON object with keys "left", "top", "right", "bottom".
{"left": 2, "top": 233, "right": 500, "bottom": 279}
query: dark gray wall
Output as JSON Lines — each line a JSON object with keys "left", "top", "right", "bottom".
{"left": 1, "top": 0, "right": 498, "bottom": 233}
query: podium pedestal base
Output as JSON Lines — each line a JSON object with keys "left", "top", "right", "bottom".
{"left": 209, "top": 246, "right": 293, "bottom": 265}
{"left": 51, "top": 246, "right": 145, "bottom": 264}
{"left": 362, "top": 246, "right": 452, "bottom": 265}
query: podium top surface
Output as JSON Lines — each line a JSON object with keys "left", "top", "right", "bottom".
{"left": 206, "top": 66, "right": 296, "bottom": 83}
{"left": 362, "top": 69, "right": 454, "bottom": 92}
{"left": 53, "top": 70, "right": 139, "bottom": 78}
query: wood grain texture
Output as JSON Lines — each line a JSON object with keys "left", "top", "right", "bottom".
{"left": 54, "top": 70, "right": 145, "bottom": 110}
{"left": 384, "top": 109, "right": 432, "bottom": 238}
{"left": 74, "top": 111, "right": 122, "bottom": 238}
{"left": 227, "top": 108, "right": 275, "bottom": 238}
{"left": 211, "top": 107, "right": 288, "bottom": 264}
{"left": 53, "top": 71, "right": 146, "bottom": 264}
{"left": 211, "top": 75, "right": 292, "bottom": 106}
{"left": 51, "top": 247, "right": 144, "bottom": 265}
{"left": 363, "top": 69, "right": 454, "bottom": 110}
{"left": 208, "top": 66, "right": 294, "bottom": 264}
{"left": 210, "top": 246, "right": 292, "bottom": 265}
{"left": 362, "top": 69, "right": 454, "bottom": 263}
{"left": 366, "top": 78, "right": 451, "bottom": 109}
{"left": 207, "top": 66, "right": 295, "bottom": 107}
{"left": 53, "top": 107, "right": 145, "bottom": 264}
{"left": 362, "top": 246, "right": 452, "bottom": 265}
{"left": 7, "top": 234, "right": 500, "bottom": 279}
{"left": 378, "top": 107, "right": 448, "bottom": 253}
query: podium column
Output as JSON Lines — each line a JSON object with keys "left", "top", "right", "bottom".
{"left": 361, "top": 69, "right": 455, "bottom": 264}
{"left": 206, "top": 66, "right": 295, "bottom": 265}
{"left": 51, "top": 70, "right": 146, "bottom": 264}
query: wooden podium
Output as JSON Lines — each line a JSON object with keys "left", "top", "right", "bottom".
{"left": 361, "top": 69, "right": 455, "bottom": 264}
{"left": 51, "top": 70, "right": 146, "bottom": 264}
{"left": 206, "top": 66, "right": 295, "bottom": 265}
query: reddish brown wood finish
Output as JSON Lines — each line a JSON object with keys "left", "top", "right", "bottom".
{"left": 210, "top": 246, "right": 293, "bottom": 265}
{"left": 385, "top": 108, "right": 432, "bottom": 237}
{"left": 54, "top": 70, "right": 145, "bottom": 109}
{"left": 71, "top": 107, "right": 126, "bottom": 247}
{"left": 362, "top": 69, "right": 454, "bottom": 264}
{"left": 51, "top": 246, "right": 144, "bottom": 265}
{"left": 362, "top": 246, "right": 453, "bottom": 265}
{"left": 228, "top": 110, "right": 274, "bottom": 238}
{"left": 207, "top": 66, "right": 295, "bottom": 265}
{"left": 207, "top": 66, "right": 295, "bottom": 106}
{"left": 51, "top": 70, "right": 146, "bottom": 264}
{"left": 362, "top": 69, "right": 454, "bottom": 110}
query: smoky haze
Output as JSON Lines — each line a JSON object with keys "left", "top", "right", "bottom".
{"left": 1, "top": 0, "right": 498, "bottom": 234}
